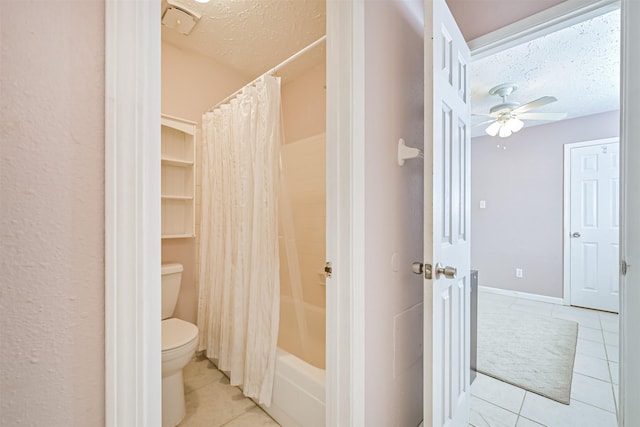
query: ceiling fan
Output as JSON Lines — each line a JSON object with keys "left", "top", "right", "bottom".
{"left": 475, "top": 83, "right": 568, "bottom": 138}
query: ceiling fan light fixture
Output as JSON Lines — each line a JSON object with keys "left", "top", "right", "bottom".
{"left": 507, "top": 117, "right": 524, "bottom": 133}
{"left": 498, "top": 125, "right": 512, "bottom": 138}
{"left": 485, "top": 120, "right": 502, "bottom": 137}
{"left": 478, "top": 82, "right": 566, "bottom": 138}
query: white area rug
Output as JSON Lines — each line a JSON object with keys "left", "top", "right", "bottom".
{"left": 477, "top": 308, "right": 578, "bottom": 404}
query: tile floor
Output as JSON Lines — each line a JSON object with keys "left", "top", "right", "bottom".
{"left": 470, "top": 290, "right": 619, "bottom": 427}
{"left": 178, "top": 291, "right": 619, "bottom": 427}
{"left": 180, "top": 354, "right": 280, "bottom": 426}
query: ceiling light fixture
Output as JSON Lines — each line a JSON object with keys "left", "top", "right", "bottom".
{"left": 485, "top": 115, "right": 524, "bottom": 138}
{"left": 478, "top": 83, "right": 566, "bottom": 138}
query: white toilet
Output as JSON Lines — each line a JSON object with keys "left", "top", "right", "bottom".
{"left": 162, "top": 263, "right": 199, "bottom": 427}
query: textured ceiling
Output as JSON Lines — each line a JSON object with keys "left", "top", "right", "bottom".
{"left": 471, "top": 8, "right": 620, "bottom": 136}
{"left": 161, "top": 0, "right": 619, "bottom": 137}
{"left": 161, "top": 0, "right": 326, "bottom": 81}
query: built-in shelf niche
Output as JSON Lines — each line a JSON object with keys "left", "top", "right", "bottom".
{"left": 161, "top": 115, "right": 196, "bottom": 239}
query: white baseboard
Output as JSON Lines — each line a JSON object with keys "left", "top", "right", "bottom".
{"left": 479, "top": 285, "right": 565, "bottom": 306}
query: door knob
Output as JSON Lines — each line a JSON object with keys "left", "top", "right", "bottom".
{"left": 435, "top": 263, "right": 457, "bottom": 279}
{"left": 571, "top": 232, "right": 581, "bottom": 238}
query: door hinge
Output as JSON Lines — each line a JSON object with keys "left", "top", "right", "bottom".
{"left": 621, "top": 260, "right": 628, "bottom": 276}
{"left": 324, "top": 262, "right": 333, "bottom": 278}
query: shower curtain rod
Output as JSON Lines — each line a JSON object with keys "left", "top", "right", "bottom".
{"left": 209, "top": 35, "right": 327, "bottom": 111}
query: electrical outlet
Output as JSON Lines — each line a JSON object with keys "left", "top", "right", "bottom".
{"left": 516, "top": 268, "right": 523, "bottom": 278}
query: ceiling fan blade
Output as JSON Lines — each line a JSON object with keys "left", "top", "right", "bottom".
{"left": 472, "top": 113, "right": 492, "bottom": 117}
{"left": 517, "top": 112, "right": 568, "bottom": 121}
{"left": 511, "top": 96, "right": 558, "bottom": 114}
{"left": 472, "top": 119, "right": 497, "bottom": 127}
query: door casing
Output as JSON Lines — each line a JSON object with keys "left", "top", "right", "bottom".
{"left": 619, "top": 0, "right": 640, "bottom": 423}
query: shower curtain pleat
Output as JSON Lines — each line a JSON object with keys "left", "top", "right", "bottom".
{"left": 198, "top": 76, "right": 282, "bottom": 405}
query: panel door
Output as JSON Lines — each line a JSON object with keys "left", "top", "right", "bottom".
{"left": 569, "top": 141, "right": 620, "bottom": 313}
{"left": 424, "top": 0, "right": 471, "bottom": 425}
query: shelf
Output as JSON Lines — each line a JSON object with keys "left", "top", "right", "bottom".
{"left": 162, "top": 233, "right": 196, "bottom": 239}
{"left": 161, "top": 114, "right": 196, "bottom": 239}
{"left": 162, "top": 195, "right": 194, "bottom": 200}
{"left": 162, "top": 157, "right": 194, "bottom": 167}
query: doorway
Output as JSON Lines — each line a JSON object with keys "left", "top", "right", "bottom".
{"left": 160, "top": 4, "right": 328, "bottom": 425}
{"left": 468, "top": 6, "right": 622, "bottom": 426}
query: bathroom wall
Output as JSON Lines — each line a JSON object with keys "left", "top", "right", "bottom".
{"left": 277, "top": 133, "right": 326, "bottom": 369}
{"left": 162, "top": 42, "right": 251, "bottom": 125}
{"left": 363, "top": 1, "right": 425, "bottom": 425}
{"left": 161, "top": 41, "right": 250, "bottom": 323}
{"left": 277, "top": 59, "right": 327, "bottom": 367}
{"left": 281, "top": 61, "right": 326, "bottom": 143}
{"left": 0, "top": 1, "right": 105, "bottom": 425}
{"left": 471, "top": 110, "right": 620, "bottom": 298}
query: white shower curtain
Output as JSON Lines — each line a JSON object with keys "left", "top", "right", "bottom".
{"left": 198, "top": 75, "right": 281, "bottom": 405}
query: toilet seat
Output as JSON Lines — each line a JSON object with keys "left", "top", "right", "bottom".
{"left": 162, "top": 318, "right": 199, "bottom": 351}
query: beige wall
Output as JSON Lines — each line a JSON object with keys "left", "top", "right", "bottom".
{"left": 281, "top": 61, "right": 326, "bottom": 143}
{"left": 364, "top": 1, "right": 424, "bottom": 425}
{"left": 276, "top": 52, "right": 328, "bottom": 369}
{"left": 277, "top": 134, "right": 326, "bottom": 369}
{"left": 161, "top": 42, "right": 250, "bottom": 323}
{"left": 162, "top": 42, "right": 251, "bottom": 125}
{"left": 471, "top": 110, "right": 620, "bottom": 298}
{"left": 0, "top": 1, "right": 105, "bottom": 425}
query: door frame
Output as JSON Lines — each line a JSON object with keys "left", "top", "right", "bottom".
{"left": 105, "top": 0, "right": 162, "bottom": 425}
{"left": 468, "top": 0, "right": 619, "bottom": 59}
{"left": 105, "top": 0, "right": 635, "bottom": 425}
{"left": 562, "top": 138, "right": 619, "bottom": 308}
{"left": 619, "top": 0, "right": 640, "bottom": 423}
{"left": 104, "top": 0, "right": 365, "bottom": 425}
{"left": 325, "top": 0, "right": 366, "bottom": 424}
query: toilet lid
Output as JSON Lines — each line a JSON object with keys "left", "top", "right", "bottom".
{"left": 162, "top": 318, "right": 199, "bottom": 351}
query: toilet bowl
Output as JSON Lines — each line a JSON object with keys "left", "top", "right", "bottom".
{"left": 162, "top": 318, "right": 198, "bottom": 427}
{"left": 161, "top": 263, "right": 199, "bottom": 427}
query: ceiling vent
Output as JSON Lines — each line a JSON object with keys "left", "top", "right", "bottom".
{"left": 162, "top": 0, "right": 201, "bottom": 35}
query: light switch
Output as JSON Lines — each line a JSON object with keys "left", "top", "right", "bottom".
{"left": 479, "top": 200, "right": 486, "bottom": 209}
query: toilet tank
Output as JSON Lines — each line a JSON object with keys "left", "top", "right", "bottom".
{"left": 161, "top": 263, "right": 183, "bottom": 320}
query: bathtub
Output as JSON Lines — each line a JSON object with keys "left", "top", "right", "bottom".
{"left": 260, "top": 348, "right": 326, "bottom": 427}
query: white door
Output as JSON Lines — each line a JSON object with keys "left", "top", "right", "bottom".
{"left": 568, "top": 140, "right": 620, "bottom": 313}
{"left": 423, "top": 0, "right": 471, "bottom": 425}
